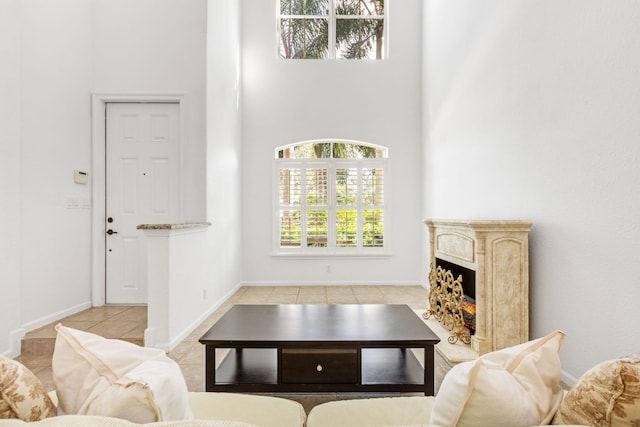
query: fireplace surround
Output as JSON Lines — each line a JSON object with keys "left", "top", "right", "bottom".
{"left": 424, "top": 219, "right": 532, "bottom": 356}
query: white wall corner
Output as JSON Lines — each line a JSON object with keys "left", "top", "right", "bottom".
{"left": 2, "top": 328, "right": 27, "bottom": 358}
{"left": 144, "top": 327, "right": 158, "bottom": 349}
{"left": 165, "top": 282, "right": 243, "bottom": 352}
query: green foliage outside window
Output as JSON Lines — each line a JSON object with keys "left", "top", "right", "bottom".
{"left": 280, "top": 0, "right": 385, "bottom": 59}
{"left": 278, "top": 142, "right": 381, "bottom": 159}
{"left": 277, "top": 140, "right": 386, "bottom": 251}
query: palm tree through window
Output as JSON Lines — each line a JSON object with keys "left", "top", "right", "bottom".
{"left": 279, "top": 0, "right": 386, "bottom": 59}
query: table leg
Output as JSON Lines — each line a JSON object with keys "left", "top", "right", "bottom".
{"left": 205, "top": 345, "right": 216, "bottom": 392}
{"left": 424, "top": 345, "right": 434, "bottom": 396}
{"left": 356, "top": 347, "right": 362, "bottom": 385}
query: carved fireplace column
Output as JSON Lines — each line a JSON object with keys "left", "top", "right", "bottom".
{"left": 473, "top": 230, "right": 488, "bottom": 355}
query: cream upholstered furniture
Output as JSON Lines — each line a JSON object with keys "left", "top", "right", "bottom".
{"left": 3, "top": 325, "right": 638, "bottom": 427}
{"left": 0, "top": 392, "right": 305, "bottom": 427}
{"left": 0, "top": 325, "right": 306, "bottom": 427}
{"left": 306, "top": 331, "right": 640, "bottom": 427}
{"left": 0, "top": 418, "right": 258, "bottom": 427}
{"left": 0, "top": 391, "right": 305, "bottom": 427}
{"left": 187, "top": 392, "right": 306, "bottom": 427}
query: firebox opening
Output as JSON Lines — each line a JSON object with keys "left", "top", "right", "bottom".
{"left": 436, "top": 258, "right": 475, "bottom": 300}
{"left": 436, "top": 258, "right": 476, "bottom": 333}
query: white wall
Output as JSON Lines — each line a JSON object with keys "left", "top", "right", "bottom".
{"left": 1, "top": 0, "right": 217, "bottom": 356}
{"left": 2, "top": 0, "right": 95, "bottom": 355}
{"left": 0, "top": 0, "right": 23, "bottom": 355}
{"left": 19, "top": 0, "right": 94, "bottom": 329}
{"left": 92, "top": 0, "right": 208, "bottom": 221}
{"left": 144, "top": 227, "right": 223, "bottom": 351}
{"left": 423, "top": 0, "right": 640, "bottom": 382}
{"left": 205, "top": 0, "right": 243, "bottom": 301}
{"left": 240, "top": 0, "right": 425, "bottom": 285}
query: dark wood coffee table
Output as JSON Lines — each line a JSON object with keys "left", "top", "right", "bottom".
{"left": 199, "top": 304, "right": 440, "bottom": 395}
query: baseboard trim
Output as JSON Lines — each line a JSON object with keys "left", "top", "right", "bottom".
{"left": 240, "top": 281, "right": 429, "bottom": 289}
{"left": 22, "top": 301, "right": 92, "bottom": 334}
{"left": 3, "top": 301, "right": 92, "bottom": 358}
{"left": 150, "top": 283, "right": 243, "bottom": 352}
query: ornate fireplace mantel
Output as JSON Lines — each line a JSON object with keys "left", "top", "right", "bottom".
{"left": 424, "top": 219, "right": 532, "bottom": 355}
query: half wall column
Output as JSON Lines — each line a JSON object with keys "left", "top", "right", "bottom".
{"left": 138, "top": 222, "right": 211, "bottom": 351}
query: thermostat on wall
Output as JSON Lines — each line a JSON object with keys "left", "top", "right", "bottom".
{"left": 74, "top": 170, "right": 88, "bottom": 184}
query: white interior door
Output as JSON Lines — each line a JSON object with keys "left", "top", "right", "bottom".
{"left": 105, "top": 102, "right": 181, "bottom": 304}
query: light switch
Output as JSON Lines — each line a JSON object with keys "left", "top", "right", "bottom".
{"left": 74, "top": 170, "right": 88, "bottom": 184}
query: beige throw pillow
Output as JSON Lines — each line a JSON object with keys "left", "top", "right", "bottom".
{"left": 430, "top": 330, "right": 565, "bottom": 427}
{"left": 52, "top": 324, "right": 192, "bottom": 423}
{"left": 552, "top": 353, "right": 640, "bottom": 427}
{"left": 0, "top": 355, "right": 56, "bottom": 421}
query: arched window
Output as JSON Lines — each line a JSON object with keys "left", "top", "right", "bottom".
{"left": 274, "top": 140, "right": 388, "bottom": 255}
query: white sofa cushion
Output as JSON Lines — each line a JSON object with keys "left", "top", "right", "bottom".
{"left": 306, "top": 396, "right": 435, "bottom": 427}
{"left": 0, "top": 415, "right": 258, "bottom": 426}
{"left": 188, "top": 392, "right": 306, "bottom": 427}
{"left": 430, "top": 330, "right": 565, "bottom": 427}
{"left": 45, "top": 391, "right": 306, "bottom": 427}
{"left": 52, "top": 324, "right": 192, "bottom": 423}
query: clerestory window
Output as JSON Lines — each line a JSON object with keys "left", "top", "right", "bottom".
{"left": 274, "top": 140, "right": 388, "bottom": 256}
{"left": 278, "top": 0, "right": 386, "bottom": 60}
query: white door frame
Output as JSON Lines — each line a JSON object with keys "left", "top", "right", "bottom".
{"left": 90, "top": 93, "right": 186, "bottom": 307}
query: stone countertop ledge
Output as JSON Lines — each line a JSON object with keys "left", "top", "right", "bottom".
{"left": 137, "top": 222, "right": 212, "bottom": 230}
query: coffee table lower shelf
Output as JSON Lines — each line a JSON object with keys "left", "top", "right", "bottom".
{"left": 207, "top": 348, "right": 427, "bottom": 393}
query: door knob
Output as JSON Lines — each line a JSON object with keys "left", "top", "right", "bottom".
{"left": 106, "top": 229, "right": 118, "bottom": 235}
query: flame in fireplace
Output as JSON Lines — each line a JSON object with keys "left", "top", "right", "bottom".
{"left": 462, "top": 297, "right": 476, "bottom": 315}
{"left": 461, "top": 296, "right": 476, "bottom": 333}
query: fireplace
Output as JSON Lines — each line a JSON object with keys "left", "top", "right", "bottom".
{"left": 424, "top": 219, "right": 532, "bottom": 355}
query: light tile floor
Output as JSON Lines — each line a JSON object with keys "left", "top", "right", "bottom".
{"left": 17, "top": 285, "right": 430, "bottom": 412}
